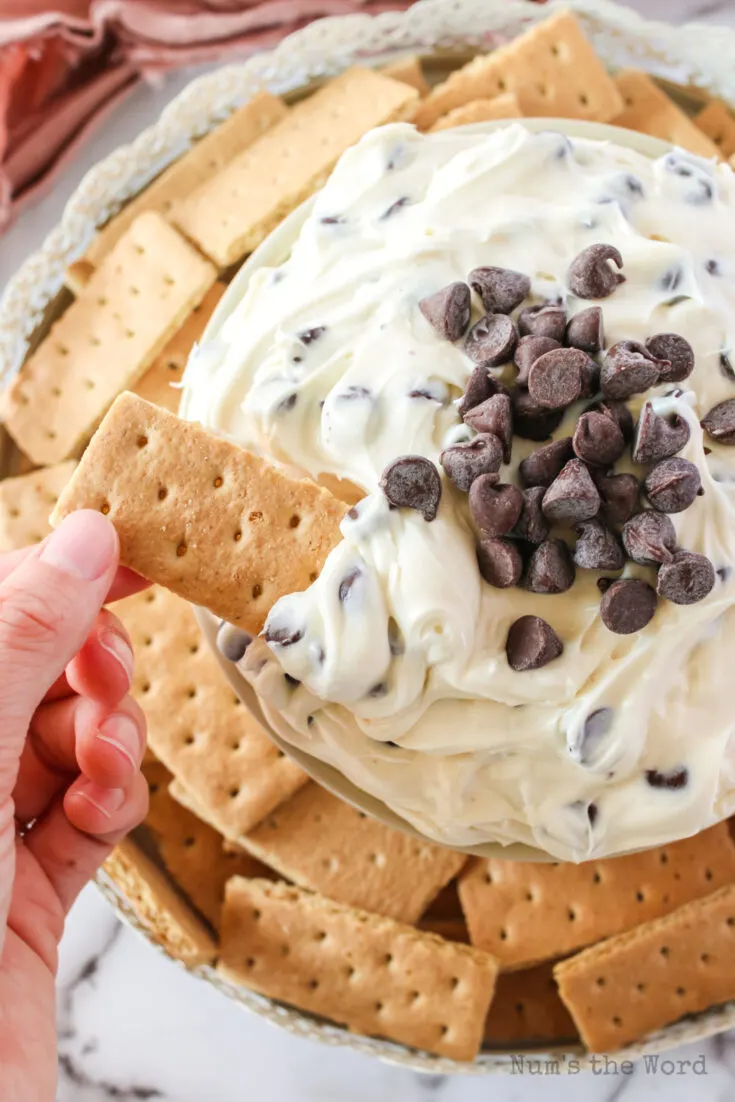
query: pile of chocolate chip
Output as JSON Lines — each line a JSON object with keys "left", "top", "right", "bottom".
{"left": 379, "top": 243, "right": 735, "bottom": 672}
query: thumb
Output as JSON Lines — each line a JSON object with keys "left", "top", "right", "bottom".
{"left": 0, "top": 511, "right": 119, "bottom": 791}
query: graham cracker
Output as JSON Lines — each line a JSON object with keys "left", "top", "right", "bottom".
{"left": 133, "top": 282, "right": 225, "bottom": 414}
{"left": 51, "top": 392, "right": 349, "bottom": 632}
{"left": 412, "top": 10, "right": 623, "bottom": 131}
{"left": 66, "top": 91, "right": 287, "bottom": 291}
{"left": 554, "top": 884, "right": 735, "bottom": 1053}
{"left": 144, "top": 759, "right": 273, "bottom": 931}
{"left": 484, "top": 964, "right": 578, "bottom": 1046}
{"left": 174, "top": 67, "right": 419, "bottom": 267}
{"left": 218, "top": 877, "right": 498, "bottom": 1062}
{"left": 429, "top": 93, "right": 522, "bottom": 132}
{"left": 696, "top": 99, "right": 735, "bottom": 160}
{"left": 380, "top": 56, "right": 430, "bottom": 97}
{"left": 239, "top": 782, "right": 467, "bottom": 924}
{"left": 4, "top": 213, "right": 216, "bottom": 466}
{"left": 611, "top": 70, "right": 719, "bottom": 158}
{"left": 458, "top": 823, "right": 735, "bottom": 970}
{"left": 116, "top": 586, "right": 308, "bottom": 840}
{"left": 103, "top": 837, "right": 216, "bottom": 967}
{"left": 0, "top": 460, "right": 76, "bottom": 553}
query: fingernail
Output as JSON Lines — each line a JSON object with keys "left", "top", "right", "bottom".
{"left": 96, "top": 714, "right": 140, "bottom": 771}
{"left": 41, "top": 511, "right": 117, "bottom": 581}
{"left": 76, "top": 782, "right": 126, "bottom": 819}
{"left": 99, "top": 631, "right": 134, "bottom": 688}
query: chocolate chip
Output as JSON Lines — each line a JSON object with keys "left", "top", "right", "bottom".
{"left": 518, "top": 304, "right": 567, "bottom": 342}
{"left": 520, "top": 437, "right": 574, "bottom": 488}
{"left": 388, "top": 617, "right": 405, "bottom": 656}
{"left": 566, "top": 306, "right": 604, "bottom": 354}
{"left": 278, "top": 393, "right": 298, "bottom": 413}
{"left": 477, "top": 537, "right": 524, "bottom": 588}
{"left": 645, "top": 333, "right": 694, "bottom": 384}
{"left": 568, "top": 243, "right": 625, "bottom": 299}
{"left": 457, "top": 365, "right": 492, "bottom": 417}
{"left": 579, "top": 357, "right": 601, "bottom": 400}
{"left": 419, "top": 282, "right": 471, "bottom": 342}
{"left": 632, "top": 402, "right": 690, "bottom": 465}
{"left": 646, "top": 767, "right": 688, "bottom": 790}
{"left": 217, "top": 622, "right": 253, "bottom": 663}
{"left": 337, "top": 385, "right": 372, "bottom": 401}
{"left": 717, "top": 566, "right": 732, "bottom": 583}
{"left": 465, "top": 314, "right": 518, "bottom": 367}
{"left": 512, "top": 388, "right": 565, "bottom": 442}
{"left": 469, "top": 477, "right": 523, "bottom": 537}
{"left": 622, "top": 511, "right": 676, "bottom": 566}
{"left": 701, "top": 399, "right": 735, "bottom": 445}
{"left": 644, "top": 457, "right": 702, "bottom": 513}
{"left": 463, "top": 393, "right": 513, "bottom": 463}
{"left": 573, "top": 411, "right": 625, "bottom": 467}
{"left": 506, "top": 616, "right": 563, "bottom": 671}
{"left": 664, "top": 154, "right": 714, "bottom": 205}
{"left": 319, "top": 215, "right": 345, "bottom": 225}
{"left": 601, "top": 341, "right": 663, "bottom": 400}
{"left": 514, "top": 486, "right": 551, "bottom": 545}
{"left": 441, "top": 433, "right": 503, "bottom": 492}
{"left": 590, "top": 400, "right": 635, "bottom": 443}
{"left": 408, "top": 384, "right": 447, "bottom": 403}
{"left": 600, "top": 578, "right": 657, "bottom": 634}
{"left": 720, "top": 351, "right": 735, "bottom": 382}
{"left": 526, "top": 538, "right": 575, "bottom": 594}
{"left": 380, "top": 456, "right": 442, "bottom": 521}
{"left": 527, "top": 347, "right": 586, "bottom": 409}
{"left": 593, "top": 471, "right": 639, "bottom": 527}
{"left": 380, "top": 196, "right": 411, "bottom": 219}
{"left": 573, "top": 519, "right": 626, "bottom": 571}
{"left": 338, "top": 567, "right": 362, "bottom": 602}
{"left": 299, "top": 326, "right": 326, "bottom": 345}
{"left": 264, "top": 624, "right": 305, "bottom": 647}
{"left": 657, "top": 550, "right": 715, "bottom": 605}
{"left": 587, "top": 802, "right": 599, "bottom": 825}
{"left": 706, "top": 258, "right": 721, "bottom": 276}
{"left": 542, "top": 459, "right": 601, "bottom": 524}
{"left": 575, "top": 707, "right": 615, "bottom": 765}
{"left": 514, "top": 335, "right": 560, "bottom": 387}
{"left": 468, "top": 266, "right": 530, "bottom": 314}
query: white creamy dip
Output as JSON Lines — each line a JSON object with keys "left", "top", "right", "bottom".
{"left": 181, "top": 123, "right": 735, "bottom": 860}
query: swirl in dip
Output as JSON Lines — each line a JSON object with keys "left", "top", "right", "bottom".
{"left": 182, "top": 122, "right": 735, "bottom": 861}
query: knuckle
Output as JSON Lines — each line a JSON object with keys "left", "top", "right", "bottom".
{"left": 0, "top": 584, "right": 68, "bottom": 653}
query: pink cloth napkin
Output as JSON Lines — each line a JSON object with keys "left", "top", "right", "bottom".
{"left": 0, "top": 0, "right": 412, "bottom": 233}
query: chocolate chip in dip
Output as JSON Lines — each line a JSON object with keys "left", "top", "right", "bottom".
{"left": 468, "top": 266, "right": 530, "bottom": 314}
{"left": 477, "top": 537, "right": 524, "bottom": 589}
{"left": 600, "top": 578, "right": 657, "bottom": 634}
{"left": 622, "top": 511, "right": 677, "bottom": 566}
{"left": 506, "top": 615, "right": 563, "bottom": 671}
{"left": 465, "top": 313, "right": 518, "bottom": 367}
{"left": 542, "top": 459, "right": 601, "bottom": 524}
{"left": 527, "top": 347, "right": 586, "bottom": 409}
{"left": 601, "top": 341, "right": 665, "bottom": 400}
{"left": 657, "top": 550, "right": 716, "bottom": 605}
{"left": 568, "top": 243, "right": 625, "bottom": 299}
{"left": 463, "top": 393, "right": 513, "bottom": 463}
{"left": 702, "top": 399, "right": 735, "bottom": 445}
{"left": 566, "top": 306, "right": 604, "bottom": 354}
{"left": 380, "top": 455, "right": 442, "bottom": 521}
{"left": 469, "top": 477, "right": 523, "bottom": 537}
{"left": 419, "top": 281, "right": 471, "bottom": 342}
{"left": 643, "top": 457, "right": 702, "bottom": 514}
{"left": 440, "top": 433, "right": 503, "bottom": 492}
{"left": 632, "top": 403, "right": 691, "bottom": 465}
{"left": 514, "top": 335, "right": 560, "bottom": 387}
{"left": 517, "top": 303, "right": 567, "bottom": 343}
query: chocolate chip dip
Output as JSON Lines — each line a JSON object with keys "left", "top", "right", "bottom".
{"left": 183, "top": 123, "right": 735, "bottom": 860}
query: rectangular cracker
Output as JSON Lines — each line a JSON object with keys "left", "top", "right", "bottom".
{"left": 133, "top": 282, "right": 225, "bottom": 414}
{"left": 611, "top": 70, "right": 719, "bottom": 158}
{"left": 458, "top": 823, "right": 735, "bottom": 970}
{"left": 0, "top": 461, "right": 76, "bottom": 553}
{"left": 51, "top": 392, "right": 349, "bottom": 632}
{"left": 66, "top": 92, "right": 287, "bottom": 291}
{"left": 144, "top": 759, "right": 274, "bottom": 930}
{"left": 4, "top": 213, "right": 216, "bottom": 466}
{"left": 102, "top": 837, "right": 216, "bottom": 967}
{"left": 412, "top": 10, "right": 623, "bottom": 131}
{"left": 380, "top": 56, "right": 430, "bottom": 97}
{"left": 696, "top": 100, "right": 735, "bottom": 160}
{"left": 218, "top": 877, "right": 498, "bottom": 1061}
{"left": 117, "top": 586, "right": 308, "bottom": 840}
{"left": 484, "top": 964, "right": 578, "bottom": 1046}
{"left": 174, "top": 68, "right": 419, "bottom": 267}
{"left": 239, "top": 782, "right": 467, "bottom": 924}
{"left": 429, "top": 93, "right": 521, "bottom": 132}
{"left": 554, "top": 885, "right": 735, "bottom": 1053}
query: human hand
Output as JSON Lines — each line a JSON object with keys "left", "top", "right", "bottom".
{"left": 0, "top": 511, "right": 150, "bottom": 1102}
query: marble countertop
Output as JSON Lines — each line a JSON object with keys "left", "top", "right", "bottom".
{"left": 2, "top": 1, "right": 735, "bottom": 1097}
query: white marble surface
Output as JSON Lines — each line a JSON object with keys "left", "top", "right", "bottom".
{"left": 2, "top": 1, "right": 735, "bottom": 1098}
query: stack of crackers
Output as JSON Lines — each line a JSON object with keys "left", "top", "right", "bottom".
{"left": 4, "top": 7, "right": 735, "bottom": 1064}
